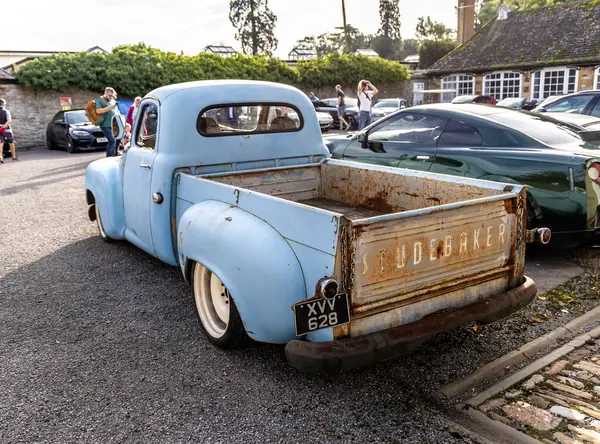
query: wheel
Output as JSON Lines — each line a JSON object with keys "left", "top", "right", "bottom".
{"left": 94, "top": 204, "right": 112, "bottom": 243}
{"left": 46, "top": 136, "right": 56, "bottom": 150}
{"left": 347, "top": 116, "right": 357, "bottom": 130}
{"left": 66, "top": 136, "right": 78, "bottom": 153}
{"left": 192, "top": 262, "right": 248, "bottom": 348}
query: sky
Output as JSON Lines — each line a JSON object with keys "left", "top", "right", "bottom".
{"left": 5, "top": 0, "right": 457, "bottom": 58}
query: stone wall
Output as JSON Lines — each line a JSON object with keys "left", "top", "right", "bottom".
{"left": 0, "top": 83, "right": 98, "bottom": 149}
{"left": 0, "top": 79, "right": 415, "bottom": 149}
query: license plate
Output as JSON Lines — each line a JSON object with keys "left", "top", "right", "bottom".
{"left": 97, "top": 137, "right": 108, "bottom": 143}
{"left": 293, "top": 293, "right": 350, "bottom": 336}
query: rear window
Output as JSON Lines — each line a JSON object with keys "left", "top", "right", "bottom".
{"left": 197, "top": 103, "right": 303, "bottom": 137}
{"left": 490, "top": 111, "right": 585, "bottom": 146}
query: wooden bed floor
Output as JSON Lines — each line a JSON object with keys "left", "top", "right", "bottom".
{"left": 297, "top": 198, "right": 385, "bottom": 220}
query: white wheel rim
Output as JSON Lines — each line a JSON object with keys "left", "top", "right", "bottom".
{"left": 193, "top": 264, "right": 230, "bottom": 339}
{"left": 95, "top": 205, "right": 107, "bottom": 238}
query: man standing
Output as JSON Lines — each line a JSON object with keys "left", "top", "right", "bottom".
{"left": 0, "top": 98, "right": 17, "bottom": 162}
{"left": 335, "top": 85, "right": 349, "bottom": 131}
{"left": 95, "top": 87, "right": 120, "bottom": 157}
{"left": 357, "top": 80, "right": 378, "bottom": 131}
{"left": 309, "top": 92, "right": 320, "bottom": 108}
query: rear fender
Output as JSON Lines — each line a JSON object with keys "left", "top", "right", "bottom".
{"left": 85, "top": 158, "right": 125, "bottom": 239}
{"left": 178, "top": 200, "right": 306, "bottom": 344}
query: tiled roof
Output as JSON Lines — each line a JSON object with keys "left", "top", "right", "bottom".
{"left": 427, "top": 0, "right": 600, "bottom": 75}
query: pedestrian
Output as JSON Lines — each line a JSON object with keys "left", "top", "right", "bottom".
{"left": 335, "top": 85, "right": 349, "bottom": 131}
{"left": 0, "top": 98, "right": 17, "bottom": 162}
{"left": 95, "top": 87, "right": 120, "bottom": 157}
{"left": 356, "top": 79, "right": 378, "bottom": 131}
{"left": 309, "top": 92, "right": 319, "bottom": 107}
{"left": 123, "top": 123, "right": 132, "bottom": 147}
{"left": 126, "top": 96, "right": 141, "bottom": 127}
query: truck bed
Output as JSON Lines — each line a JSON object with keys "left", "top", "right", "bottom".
{"left": 296, "top": 197, "right": 385, "bottom": 219}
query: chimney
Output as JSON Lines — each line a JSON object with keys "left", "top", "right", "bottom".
{"left": 457, "top": 0, "right": 476, "bottom": 45}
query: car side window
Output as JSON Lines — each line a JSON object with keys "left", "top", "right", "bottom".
{"left": 591, "top": 100, "right": 600, "bottom": 118}
{"left": 369, "top": 113, "right": 448, "bottom": 145}
{"left": 54, "top": 112, "right": 64, "bottom": 123}
{"left": 546, "top": 95, "right": 594, "bottom": 114}
{"left": 438, "top": 120, "right": 484, "bottom": 146}
{"left": 135, "top": 103, "right": 158, "bottom": 149}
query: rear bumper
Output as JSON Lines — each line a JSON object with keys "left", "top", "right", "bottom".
{"left": 285, "top": 276, "right": 537, "bottom": 373}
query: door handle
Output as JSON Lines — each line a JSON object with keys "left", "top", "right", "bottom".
{"left": 416, "top": 155, "right": 430, "bottom": 160}
{"left": 139, "top": 163, "right": 152, "bottom": 169}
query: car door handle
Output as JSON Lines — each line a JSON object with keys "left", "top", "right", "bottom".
{"left": 416, "top": 155, "right": 430, "bottom": 160}
{"left": 139, "top": 163, "right": 152, "bottom": 169}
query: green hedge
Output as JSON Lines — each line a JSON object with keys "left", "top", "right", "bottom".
{"left": 16, "top": 44, "right": 410, "bottom": 97}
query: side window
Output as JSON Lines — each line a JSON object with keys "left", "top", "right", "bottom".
{"left": 54, "top": 111, "right": 65, "bottom": 123}
{"left": 591, "top": 100, "right": 600, "bottom": 118}
{"left": 136, "top": 103, "right": 158, "bottom": 149}
{"left": 546, "top": 95, "right": 594, "bottom": 114}
{"left": 369, "top": 113, "right": 448, "bottom": 145}
{"left": 438, "top": 120, "right": 484, "bottom": 146}
{"left": 197, "top": 104, "right": 302, "bottom": 137}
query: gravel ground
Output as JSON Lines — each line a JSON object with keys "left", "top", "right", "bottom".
{"left": 0, "top": 149, "right": 597, "bottom": 444}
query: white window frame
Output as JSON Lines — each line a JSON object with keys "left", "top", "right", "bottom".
{"left": 594, "top": 66, "right": 600, "bottom": 90}
{"left": 482, "top": 71, "right": 523, "bottom": 100}
{"left": 530, "top": 66, "right": 579, "bottom": 101}
{"left": 440, "top": 73, "right": 475, "bottom": 103}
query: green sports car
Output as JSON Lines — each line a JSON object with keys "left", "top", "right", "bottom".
{"left": 325, "top": 104, "right": 600, "bottom": 247}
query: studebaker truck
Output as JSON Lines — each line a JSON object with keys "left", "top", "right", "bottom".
{"left": 85, "top": 80, "right": 542, "bottom": 373}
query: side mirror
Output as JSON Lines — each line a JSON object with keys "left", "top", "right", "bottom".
{"left": 111, "top": 114, "right": 125, "bottom": 139}
{"left": 358, "top": 132, "right": 369, "bottom": 149}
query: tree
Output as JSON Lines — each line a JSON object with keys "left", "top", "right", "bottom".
{"left": 294, "top": 26, "right": 374, "bottom": 57}
{"left": 418, "top": 39, "right": 456, "bottom": 68}
{"left": 396, "top": 38, "right": 420, "bottom": 61}
{"left": 476, "top": 0, "right": 578, "bottom": 26}
{"left": 229, "top": 0, "right": 277, "bottom": 56}
{"left": 416, "top": 16, "right": 454, "bottom": 41}
{"left": 378, "top": 0, "right": 401, "bottom": 39}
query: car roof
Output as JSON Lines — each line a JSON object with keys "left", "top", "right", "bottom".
{"left": 412, "top": 103, "right": 503, "bottom": 116}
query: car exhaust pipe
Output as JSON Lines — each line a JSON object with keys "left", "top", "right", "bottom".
{"left": 526, "top": 227, "right": 551, "bottom": 245}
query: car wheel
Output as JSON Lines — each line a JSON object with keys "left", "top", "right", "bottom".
{"left": 47, "top": 136, "right": 56, "bottom": 150}
{"left": 347, "top": 116, "right": 357, "bottom": 130}
{"left": 94, "top": 204, "right": 113, "bottom": 243}
{"left": 192, "top": 262, "right": 248, "bottom": 349}
{"left": 66, "top": 136, "right": 78, "bottom": 153}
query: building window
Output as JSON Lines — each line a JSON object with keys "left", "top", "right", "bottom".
{"left": 531, "top": 67, "right": 578, "bottom": 100}
{"left": 594, "top": 67, "right": 600, "bottom": 90}
{"left": 483, "top": 71, "right": 522, "bottom": 100}
{"left": 441, "top": 74, "right": 475, "bottom": 102}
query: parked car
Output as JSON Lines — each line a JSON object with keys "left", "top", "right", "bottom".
{"left": 371, "top": 98, "right": 409, "bottom": 122}
{"left": 85, "top": 80, "right": 538, "bottom": 373}
{"left": 325, "top": 104, "right": 600, "bottom": 248}
{"left": 451, "top": 95, "right": 497, "bottom": 105}
{"left": 543, "top": 112, "right": 600, "bottom": 132}
{"left": 314, "top": 97, "right": 360, "bottom": 130}
{"left": 496, "top": 97, "right": 538, "bottom": 111}
{"left": 532, "top": 91, "right": 600, "bottom": 116}
{"left": 46, "top": 109, "right": 109, "bottom": 153}
{"left": 288, "top": 110, "right": 333, "bottom": 132}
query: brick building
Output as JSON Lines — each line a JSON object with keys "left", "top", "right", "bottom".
{"left": 427, "top": 1, "right": 600, "bottom": 103}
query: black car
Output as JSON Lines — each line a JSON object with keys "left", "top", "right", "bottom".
{"left": 46, "top": 109, "right": 109, "bottom": 153}
{"left": 496, "top": 97, "right": 539, "bottom": 111}
{"left": 314, "top": 98, "right": 359, "bottom": 130}
{"left": 532, "top": 90, "right": 600, "bottom": 116}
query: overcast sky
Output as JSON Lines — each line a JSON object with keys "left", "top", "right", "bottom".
{"left": 5, "top": 0, "right": 457, "bottom": 58}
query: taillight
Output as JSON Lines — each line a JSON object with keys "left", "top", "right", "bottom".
{"left": 589, "top": 162, "right": 600, "bottom": 185}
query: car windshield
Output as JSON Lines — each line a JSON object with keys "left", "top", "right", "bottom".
{"left": 374, "top": 100, "right": 399, "bottom": 108}
{"left": 545, "top": 95, "right": 595, "bottom": 114}
{"left": 490, "top": 110, "right": 588, "bottom": 146}
{"left": 66, "top": 110, "right": 90, "bottom": 125}
{"left": 497, "top": 98, "right": 524, "bottom": 107}
{"left": 538, "top": 95, "right": 563, "bottom": 108}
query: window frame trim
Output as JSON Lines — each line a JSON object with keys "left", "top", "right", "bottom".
{"left": 530, "top": 66, "right": 579, "bottom": 101}
{"left": 440, "top": 73, "right": 476, "bottom": 103}
{"left": 482, "top": 70, "right": 523, "bottom": 100}
{"left": 197, "top": 102, "right": 304, "bottom": 138}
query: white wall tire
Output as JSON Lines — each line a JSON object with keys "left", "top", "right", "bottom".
{"left": 192, "top": 262, "right": 248, "bottom": 348}
{"left": 94, "top": 204, "right": 112, "bottom": 243}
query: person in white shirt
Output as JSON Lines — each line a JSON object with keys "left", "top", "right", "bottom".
{"left": 356, "top": 79, "right": 378, "bottom": 130}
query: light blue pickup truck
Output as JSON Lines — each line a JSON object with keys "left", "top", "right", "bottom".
{"left": 85, "top": 80, "right": 539, "bottom": 373}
